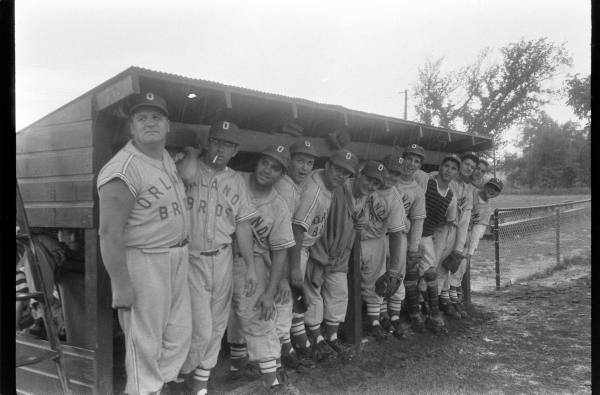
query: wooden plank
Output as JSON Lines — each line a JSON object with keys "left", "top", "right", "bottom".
{"left": 93, "top": 74, "right": 139, "bottom": 112}
{"left": 19, "top": 176, "right": 94, "bottom": 202}
{"left": 24, "top": 204, "right": 94, "bottom": 228}
{"left": 16, "top": 120, "right": 94, "bottom": 153}
{"left": 85, "top": 229, "right": 114, "bottom": 394}
{"left": 342, "top": 238, "right": 362, "bottom": 345}
{"left": 17, "top": 368, "right": 93, "bottom": 395}
{"left": 32, "top": 95, "right": 93, "bottom": 128}
{"left": 16, "top": 148, "right": 93, "bottom": 178}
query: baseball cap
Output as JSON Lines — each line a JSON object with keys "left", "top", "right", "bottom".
{"left": 383, "top": 152, "right": 404, "bottom": 172}
{"left": 361, "top": 161, "right": 386, "bottom": 184}
{"left": 441, "top": 153, "right": 461, "bottom": 168}
{"left": 329, "top": 148, "right": 358, "bottom": 176}
{"left": 209, "top": 120, "right": 241, "bottom": 145}
{"left": 485, "top": 178, "right": 504, "bottom": 192}
{"left": 260, "top": 144, "right": 291, "bottom": 170}
{"left": 128, "top": 92, "right": 169, "bottom": 117}
{"left": 403, "top": 144, "right": 425, "bottom": 160}
{"left": 166, "top": 128, "right": 197, "bottom": 149}
{"left": 478, "top": 158, "right": 490, "bottom": 167}
{"left": 290, "top": 139, "right": 319, "bottom": 158}
{"left": 460, "top": 151, "right": 479, "bottom": 164}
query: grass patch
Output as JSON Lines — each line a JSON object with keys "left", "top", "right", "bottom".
{"left": 519, "top": 251, "right": 590, "bottom": 282}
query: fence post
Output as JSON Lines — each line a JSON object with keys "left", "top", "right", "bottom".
{"left": 493, "top": 209, "right": 501, "bottom": 290}
{"left": 555, "top": 208, "right": 560, "bottom": 265}
{"left": 462, "top": 257, "right": 471, "bottom": 305}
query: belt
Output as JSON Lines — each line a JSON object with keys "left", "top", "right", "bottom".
{"left": 170, "top": 239, "right": 189, "bottom": 248}
{"left": 198, "top": 244, "right": 227, "bottom": 256}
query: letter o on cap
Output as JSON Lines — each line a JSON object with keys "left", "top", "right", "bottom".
{"left": 277, "top": 145, "right": 284, "bottom": 152}
{"left": 378, "top": 164, "right": 384, "bottom": 171}
{"left": 146, "top": 92, "right": 154, "bottom": 100}
{"left": 222, "top": 121, "right": 230, "bottom": 130}
{"left": 345, "top": 152, "right": 352, "bottom": 160}
{"left": 305, "top": 140, "right": 311, "bottom": 147}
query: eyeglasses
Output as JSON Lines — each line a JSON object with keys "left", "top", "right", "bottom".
{"left": 208, "top": 138, "right": 237, "bottom": 149}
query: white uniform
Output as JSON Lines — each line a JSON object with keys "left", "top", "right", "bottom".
{"left": 272, "top": 174, "right": 302, "bottom": 341}
{"left": 358, "top": 186, "right": 407, "bottom": 307}
{"left": 181, "top": 160, "right": 256, "bottom": 375}
{"left": 227, "top": 173, "right": 295, "bottom": 363}
{"left": 97, "top": 141, "right": 191, "bottom": 395}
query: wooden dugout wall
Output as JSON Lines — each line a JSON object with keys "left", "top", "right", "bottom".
{"left": 16, "top": 66, "right": 492, "bottom": 394}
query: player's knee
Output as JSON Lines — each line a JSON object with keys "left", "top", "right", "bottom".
{"left": 424, "top": 267, "right": 437, "bottom": 282}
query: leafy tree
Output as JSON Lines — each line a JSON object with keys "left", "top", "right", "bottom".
{"left": 413, "top": 38, "right": 572, "bottom": 146}
{"left": 501, "top": 113, "right": 589, "bottom": 188}
{"left": 564, "top": 73, "right": 591, "bottom": 127}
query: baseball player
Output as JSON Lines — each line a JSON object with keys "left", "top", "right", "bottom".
{"left": 412, "top": 154, "right": 460, "bottom": 333}
{"left": 452, "top": 178, "right": 504, "bottom": 317}
{"left": 273, "top": 139, "right": 319, "bottom": 371}
{"left": 177, "top": 120, "right": 257, "bottom": 395}
{"left": 226, "top": 145, "right": 296, "bottom": 392}
{"left": 436, "top": 152, "right": 478, "bottom": 320}
{"left": 471, "top": 158, "right": 491, "bottom": 190}
{"left": 383, "top": 145, "right": 427, "bottom": 335}
{"left": 355, "top": 161, "right": 408, "bottom": 341}
{"left": 288, "top": 149, "right": 357, "bottom": 360}
{"left": 97, "top": 92, "right": 191, "bottom": 395}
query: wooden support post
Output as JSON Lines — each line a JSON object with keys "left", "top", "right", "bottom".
{"left": 493, "top": 210, "right": 501, "bottom": 290}
{"left": 84, "top": 229, "right": 113, "bottom": 394}
{"left": 462, "top": 257, "right": 471, "bottom": 305}
{"left": 342, "top": 238, "right": 362, "bottom": 347}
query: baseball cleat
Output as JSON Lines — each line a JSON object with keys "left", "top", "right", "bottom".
{"left": 390, "top": 320, "right": 406, "bottom": 339}
{"left": 454, "top": 302, "right": 469, "bottom": 319}
{"left": 311, "top": 340, "right": 337, "bottom": 362}
{"left": 369, "top": 324, "right": 388, "bottom": 341}
{"left": 440, "top": 302, "right": 461, "bottom": 320}
{"left": 425, "top": 314, "right": 447, "bottom": 334}
{"left": 409, "top": 312, "right": 426, "bottom": 333}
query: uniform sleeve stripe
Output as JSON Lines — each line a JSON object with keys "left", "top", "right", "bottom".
{"left": 237, "top": 210, "right": 258, "bottom": 223}
{"left": 388, "top": 225, "right": 407, "bottom": 233}
{"left": 98, "top": 173, "right": 137, "bottom": 197}
{"left": 410, "top": 214, "right": 427, "bottom": 220}
{"left": 292, "top": 219, "right": 310, "bottom": 231}
{"left": 270, "top": 240, "right": 296, "bottom": 251}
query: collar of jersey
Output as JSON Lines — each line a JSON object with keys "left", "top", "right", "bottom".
{"left": 124, "top": 141, "right": 166, "bottom": 169}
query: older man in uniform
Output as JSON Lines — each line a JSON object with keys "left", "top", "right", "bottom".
{"left": 98, "top": 92, "right": 191, "bottom": 395}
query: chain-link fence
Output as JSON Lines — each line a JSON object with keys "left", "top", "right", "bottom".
{"left": 468, "top": 199, "right": 591, "bottom": 292}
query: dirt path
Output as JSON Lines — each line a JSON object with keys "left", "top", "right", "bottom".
{"left": 217, "top": 259, "right": 591, "bottom": 395}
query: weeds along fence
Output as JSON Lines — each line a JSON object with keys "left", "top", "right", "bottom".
{"left": 467, "top": 199, "right": 591, "bottom": 293}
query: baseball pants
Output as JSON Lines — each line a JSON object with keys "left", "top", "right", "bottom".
{"left": 119, "top": 246, "right": 191, "bottom": 395}
{"left": 304, "top": 259, "right": 348, "bottom": 327}
{"left": 417, "top": 226, "right": 449, "bottom": 292}
{"left": 227, "top": 254, "right": 280, "bottom": 362}
{"left": 436, "top": 225, "right": 457, "bottom": 294}
{"left": 360, "top": 237, "right": 387, "bottom": 305}
{"left": 181, "top": 245, "right": 233, "bottom": 374}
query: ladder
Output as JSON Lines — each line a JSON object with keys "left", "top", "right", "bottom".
{"left": 16, "top": 181, "right": 72, "bottom": 395}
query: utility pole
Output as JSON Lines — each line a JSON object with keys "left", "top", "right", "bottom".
{"left": 398, "top": 89, "right": 408, "bottom": 120}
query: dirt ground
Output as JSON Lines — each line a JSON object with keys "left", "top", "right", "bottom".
{"left": 210, "top": 254, "right": 591, "bottom": 395}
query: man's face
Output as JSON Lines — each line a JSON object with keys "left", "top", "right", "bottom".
{"left": 384, "top": 167, "right": 402, "bottom": 187}
{"left": 460, "top": 158, "right": 477, "bottom": 179}
{"left": 325, "top": 162, "right": 353, "bottom": 189}
{"left": 289, "top": 153, "right": 315, "bottom": 184}
{"left": 206, "top": 137, "right": 238, "bottom": 168}
{"left": 483, "top": 185, "right": 501, "bottom": 200}
{"left": 129, "top": 109, "right": 169, "bottom": 145}
{"left": 472, "top": 162, "right": 489, "bottom": 181}
{"left": 254, "top": 156, "right": 284, "bottom": 187}
{"left": 355, "top": 174, "right": 382, "bottom": 196}
{"left": 439, "top": 160, "right": 459, "bottom": 182}
{"left": 400, "top": 153, "right": 423, "bottom": 177}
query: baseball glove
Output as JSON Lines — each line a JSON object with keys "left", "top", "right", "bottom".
{"left": 375, "top": 271, "right": 403, "bottom": 299}
{"left": 441, "top": 250, "right": 464, "bottom": 274}
{"left": 291, "top": 285, "right": 308, "bottom": 314}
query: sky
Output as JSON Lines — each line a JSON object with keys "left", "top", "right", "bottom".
{"left": 15, "top": 0, "right": 590, "bottom": 155}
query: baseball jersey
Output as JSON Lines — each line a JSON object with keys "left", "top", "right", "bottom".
{"left": 292, "top": 169, "right": 333, "bottom": 247}
{"left": 358, "top": 186, "right": 407, "bottom": 240}
{"left": 422, "top": 177, "right": 457, "bottom": 237}
{"left": 186, "top": 159, "right": 257, "bottom": 253}
{"left": 470, "top": 191, "right": 494, "bottom": 228}
{"left": 450, "top": 178, "right": 474, "bottom": 220}
{"left": 240, "top": 172, "right": 295, "bottom": 255}
{"left": 395, "top": 178, "right": 426, "bottom": 231}
{"left": 97, "top": 141, "right": 189, "bottom": 249}
{"left": 274, "top": 174, "right": 301, "bottom": 217}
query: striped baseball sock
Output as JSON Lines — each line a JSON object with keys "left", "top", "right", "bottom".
{"left": 307, "top": 324, "right": 324, "bottom": 344}
{"left": 192, "top": 368, "right": 210, "bottom": 392}
{"left": 258, "top": 360, "right": 279, "bottom": 388}
{"left": 387, "top": 297, "right": 402, "bottom": 321}
{"left": 439, "top": 289, "right": 450, "bottom": 306}
{"left": 280, "top": 339, "right": 293, "bottom": 356}
{"left": 229, "top": 343, "right": 248, "bottom": 371}
{"left": 457, "top": 286, "right": 464, "bottom": 303}
{"left": 324, "top": 320, "right": 339, "bottom": 341}
{"left": 291, "top": 313, "right": 311, "bottom": 349}
{"left": 380, "top": 303, "right": 390, "bottom": 321}
{"left": 367, "top": 302, "right": 381, "bottom": 326}
{"left": 449, "top": 286, "right": 459, "bottom": 304}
